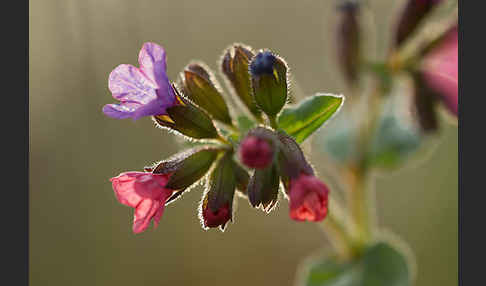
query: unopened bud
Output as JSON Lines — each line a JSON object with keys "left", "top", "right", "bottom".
{"left": 221, "top": 44, "right": 262, "bottom": 118}
{"left": 181, "top": 63, "right": 232, "bottom": 125}
{"left": 336, "top": 0, "right": 361, "bottom": 86}
{"left": 394, "top": 0, "right": 444, "bottom": 48}
{"left": 239, "top": 135, "right": 274, "bottom": 169}
{"left": 412, "top": 72, "right": 439, "bottom": 133}
{"left": 202, "top": 202, "right": 231, "bottom": 228}
{"left": 249, "top": 51, "right": 288, "bottom": 118}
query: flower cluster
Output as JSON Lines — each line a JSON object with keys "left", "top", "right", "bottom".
{"left": 335, "top": 0, "right": 457, "bottom": 134}
{"left": 103, "top": 43, "right": 342, "bottom": 233}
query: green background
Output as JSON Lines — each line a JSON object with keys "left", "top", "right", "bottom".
{"left": 30, "top": 0, "right": 457, "bottom": 285}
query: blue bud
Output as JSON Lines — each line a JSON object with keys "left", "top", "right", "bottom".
{"left": 250, "top": 51, "right": 276, "bottom": 76}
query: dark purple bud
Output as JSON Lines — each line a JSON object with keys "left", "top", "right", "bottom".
{"left": 250, "top": 51, "right": 276, "bottom": 76}
{"left": 394, "top": 0, "right": 444, "bottom": 48}
{"left": 337, "top": 0, "right": 361, "bottom": 85}
{"left": 276, "top": 132, "right": 314, "bottom": 192}
{"left": 412, "top": 72, "right": 439, "bottom": 133}
{"left": 336, "top": 0, "right": 361, "bottom": 86}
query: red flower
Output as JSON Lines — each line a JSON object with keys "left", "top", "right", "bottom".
{"left": 110, "top": 172, "right": 174, "bottom": 233}
{"left": 202, "top": 203, "right": 231, "bottom": 228}
{"left": 239, "top": 135, "right": 273, "bottom": 169}
{"left": 288, "top": 174, "right": 329, "bottom": 222}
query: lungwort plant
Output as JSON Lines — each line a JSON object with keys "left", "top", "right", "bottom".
{"left": 103, "top": 42, "right": 343, "bottom": 232}
{"left": 102, "top": 0, "right": 457, "bottom": 285}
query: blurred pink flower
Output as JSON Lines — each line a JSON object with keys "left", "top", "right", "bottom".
{"left": 289, "top": 174, "right": 329, "bottom": 222}
{"left": 110, "top": 172, "right": 174, "bottom": 233}
{"left": 422, "top": 26, "right": 458, "bottom": 116}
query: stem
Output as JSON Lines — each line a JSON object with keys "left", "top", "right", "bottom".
{"left": 346, "top": 168, "right": 372, "bottom": 250}
{"left": 347, "top": 83, "right": 383, "bottom": 250}
{"left": 320, "top": 199, "right": 359, "bottom": 259}
{"left": 268, "top": 115, "right": 279, "bottom": 130}
{"left": 216, "top": 135, "right": 232, "bottom": 146}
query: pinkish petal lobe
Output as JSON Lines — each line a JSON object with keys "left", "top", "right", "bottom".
{"left": 132, "top": 199, "right": 161, "bottom": 234}
{"left": 152, "top": 205, "right": 166, "bottom": 228}
{"left": 108, "top": 64, "right": 158, "bottom": 104}
{"left": 138, "top": 42, "right": 167, "bottom": 86}
{"left": 111, "top": 172, "right": 147, "bottom": 207}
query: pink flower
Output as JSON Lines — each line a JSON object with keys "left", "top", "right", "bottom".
{"left": 288, "top": 174, "right": 329, "bottom": 222}
{"left": 239, "top": 136, "right": 273, "bottom": 169}
{"left": 422, "top": 26, "right": 458, "bottom": 116}
{"left": 110, "top": 172, "right": 174, "bottom": 233}
{"left": 202, "top": 203, "right": 231, "bottom": 228}
{"left": 103, "top": 42, "right": 177, "bottom": 120}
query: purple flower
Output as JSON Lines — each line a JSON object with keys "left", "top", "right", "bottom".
{"left": 102, "top": 42, "right": 177, "bottom": 120}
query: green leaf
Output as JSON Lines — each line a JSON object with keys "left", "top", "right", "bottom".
{"left": 236, "top": 115, "right": 256, "bottom": 135}
{"left": 278, "top": 93, "right": 344, "bottom": 143}
{"left": 366, "top": 94, "right": 422, "bottom": 169}
{"left": 304, "top": 242, "right": 411, "bottom": 286}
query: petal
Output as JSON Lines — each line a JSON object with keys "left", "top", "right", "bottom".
{"left": 102, "top": 102, "right": 140, "bottom": 119}
{"left": 132, "top": 199, "right": 161, "bottom": 233}
{"left": 132, "top": 89, "right": 175, "bottom": 120}
{"left": 152, "top": 204, "right": 166, "bottom": 228}
{"left": 133, "top": 173, "right": 172, "bottom": 199}
{"left": 108, "top": 64, "right": 158, "bottom": 104}
{"left": 111, "top": 172, "right": 147, "bottom": 207}
{"left": 138, "top": 42, "right": 168, "bottom": 87}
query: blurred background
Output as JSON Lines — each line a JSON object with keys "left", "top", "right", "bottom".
{"left": 29, "top": 0, "right": 457, "bottom": 285}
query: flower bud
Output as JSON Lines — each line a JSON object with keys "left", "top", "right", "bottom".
{"left": 276, "top": 132, "right": 313, "bottom": 187}
{"left": 289, "top": 173, "right": 329, "bottom": 222}
{"left": 412, "top": 72, "right": 439, "bottom": 133}
{"left": 202, "top": 202, "right": 231, "bottom": 228}
{"left": 249, "top": 51, "right": 288, "bottom": 118}
{"left": 336, "top": 0, "right": 361, "bottom": 86}
{"left": 239, "top": 135, "right": 274, "bottom": 169}
{"left": 153, "top": 86, "right": 221, "bottom": 139}
{"left": 247, "top": 163, "right": 280, "bottom": 212}
{"left": 201, "top": 152, "right": 237, "bottom": 230}
{"left": 221, "top": 45, "right": 262, "bottom": 118}
{"left": 181, "top": 62, "right": 233, "bottom": 125}
{"left": 394, "top": 0, "right": 443, "bottom": 48}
